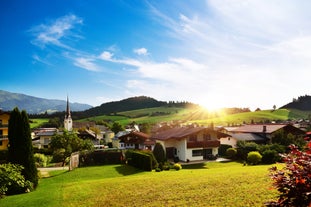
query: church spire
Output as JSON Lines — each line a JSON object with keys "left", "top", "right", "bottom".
{"left": 64, "top": 95, "right": 73, "bottom": 131}
{"left": 66, "top": 95, "right": 71, "bottom": 118}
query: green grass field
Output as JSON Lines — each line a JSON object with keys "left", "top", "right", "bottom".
{"left": 31, "top": 107, "right": 310, "bottom": 128}
{"left": 1, "top": 162, "right": 279, "bottom": 207}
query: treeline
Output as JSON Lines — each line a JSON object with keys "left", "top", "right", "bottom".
{"left": 29, "top": 96, "right": 197, "bottom": 120}
{"left": 281, "top": 94, "right": 311, "bottom": 111}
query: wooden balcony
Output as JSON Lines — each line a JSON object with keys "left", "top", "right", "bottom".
{"left": 0, "top": 135, "right": 8, "bottom": 140}
{"left": 187, "top": 140, "right": 220, "bottom": 148}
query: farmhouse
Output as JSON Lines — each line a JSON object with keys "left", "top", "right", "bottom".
{"left": 151, "top": 126, "right": 229, "bottom": 162}
{"left": 32, "top": 128, "right": 58, "bottom": 149}
{"left": 220, "top": 124, "right": 305, "bottom": 147}
{"left": 117, "top": 131, "right": 155, "bottom": 150}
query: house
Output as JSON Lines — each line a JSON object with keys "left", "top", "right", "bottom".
{"left": 151, "top": 126, "right": 229, "bottom": 162}
{"left": 32, "top": 128, "right": 57, "bottom": 149}
{"left": 220, "top": 124, "right": 306, "bottom": 147}
{"left": 117, "top": 131, "right": 155, "bottom": 150}
{"left": 0, "top": 111, "right": 10, "bottom": 150}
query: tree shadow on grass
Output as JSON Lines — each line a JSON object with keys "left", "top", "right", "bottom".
{"left": 114, "top": 164, "right": 144, "bottom": 176}
{"left": 41, "top": 170, "right": 69, "bottom": 179}
{"left": 182, "top": 163, "right": 208, "bottom": 169}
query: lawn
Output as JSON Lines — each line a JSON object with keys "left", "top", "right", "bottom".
{"left": 1, "top": 162, "right": 279, "bottom": 207}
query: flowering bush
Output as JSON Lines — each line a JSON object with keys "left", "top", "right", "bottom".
{"left": 266, "top": 143, "right": 311, "bottom": 206}
{"left": 173, "top": 163, "right": 182, "bottom": 171}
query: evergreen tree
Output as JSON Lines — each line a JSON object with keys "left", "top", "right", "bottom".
{"left": 8, "top": 107, "right": 38, "bottom": 188}
{"left": 153, "top": 143, "right": 166, "bottom": 164}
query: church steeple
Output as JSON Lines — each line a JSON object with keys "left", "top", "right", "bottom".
{"left": 64, "top": 95, "right": 73, "bottom": 131}
{"left": 65, "top": 95, "right": 71, "bottom": 119}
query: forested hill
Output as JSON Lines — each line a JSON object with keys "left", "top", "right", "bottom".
{"left": 81, "top": 96, "right": 192, "bottom": 117}
{"left": 281, "top": 95, "right": 311, "bottom": 111}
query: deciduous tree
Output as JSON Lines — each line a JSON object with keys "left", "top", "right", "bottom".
{"left": 50, "top": 131, "right": 94, "bottom": 166}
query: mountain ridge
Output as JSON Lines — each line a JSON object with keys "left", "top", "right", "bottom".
{"left": 0, "top": 90, "right": 92, "bottom": 114}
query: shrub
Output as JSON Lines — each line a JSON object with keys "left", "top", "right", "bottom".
{"left": 237, "top": 141, "right": 259, "bottom": 160}
{"left": 162, "top": 162, "right": 171, "bottom": 171}
{"left": 218, "top": 144, "right": 232, "bottom": 156}
{"left": 226, "top": 148, "right": 237, "bottom": 159}
{"left": 247, "top": 151, "right": 262, "bottom": 165}
{"left": 266, "top": 144, "right": 311, "bottom": 206}
{"left": 261, "top": 150, "right": 279, "bottom": 164}
{"left": 153, "top": 143, "right": 166, "bottom": 164}
{"left": 79, "top": 150, "right": 123, "bottom": 166}
{"left": 127, "top": 151, "right": 154, "bottom": 171}
{"left": 0, "top": 163, "right": 32, "bottom": 197}
{"left": 173, "top": 163, "right": 182, "bottom": 171}
{"left": 34, "top": 153, "right": 49, "bottom": 167}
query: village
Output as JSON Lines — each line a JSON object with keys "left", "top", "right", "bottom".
{"left": 1, "top": 97, "right": 309, "bottom": 165}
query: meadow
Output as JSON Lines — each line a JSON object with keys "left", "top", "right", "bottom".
{"left": 1, "top": 162, "right": 279, "bottom": 207}
{"left": 30, "top": 107, "right": 308, "bottom": 128}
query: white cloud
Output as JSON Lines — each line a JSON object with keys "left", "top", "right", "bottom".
{"left": 135, "top": 0, "right": 311, "bottom": 109}
{"left": 99, "top": 51, "right": 114, "bottom": 60}
{"left": 73, "top": 57, "right": 101, "bottom": 72}
{"left": 133, "top": 48, "right": 149, "bottom": 56}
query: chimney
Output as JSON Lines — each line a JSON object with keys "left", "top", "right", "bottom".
{"left": 263, "top": 125, "right": 267, "bottom": 133}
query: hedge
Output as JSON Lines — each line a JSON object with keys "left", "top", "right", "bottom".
{"left": 126, "top": 150, "right": 155, "bottom": 171}
{"left": 79, "top": 150, "right": 123, "bottom": 166}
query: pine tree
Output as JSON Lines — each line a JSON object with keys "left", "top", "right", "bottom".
{"left": 8, "top": 107, "right": 38, "bottom": 188}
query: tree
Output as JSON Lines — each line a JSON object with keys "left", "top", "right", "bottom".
{"left": 153, "top": 143, "right": 166, "bottom": 164}
{"left": 8, "top": 107, "right": 38, "bottom": 189}
{"left": 111, "top": 122, "right": 124, "bottom": 134}
{"left": 267, "top": 144, "right": 311, "bottom": 206}
{"left": 50, "top": 131, "right": 94, "bottom": 166}
{"left": 273, "top": 105, "right": 276, "bottom": 111}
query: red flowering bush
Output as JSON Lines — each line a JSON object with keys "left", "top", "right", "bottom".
{"left": 266, "top": 143, "right": 311, "bottom": 206}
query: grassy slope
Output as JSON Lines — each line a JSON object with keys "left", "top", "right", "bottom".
{"left": 30, "top": 118, "right": 49, "bottom": 129}
{"left": 1, "top": 162, "right": 279, "bottom": 207}
{"left": 32, "top": 107, "right": 310, "bottom": 128}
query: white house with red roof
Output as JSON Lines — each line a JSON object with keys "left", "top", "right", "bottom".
{"left": 220, "top": 124, "right": 305, "bottom": 147}
{"left": 151, "top": 126, "right": 229, "bottom": 162}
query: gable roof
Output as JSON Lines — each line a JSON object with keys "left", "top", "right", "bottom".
{"left": 229, "top": 124, "right": 287, "bottom": 134}
{"left": 152, "top": 127, "right": 207, "bottom": 141}
{"left": 229, "top": 133, "right": 265, "bottom": 142}
{"left": 119, "top": 131, "right": 150, "bottom": 140}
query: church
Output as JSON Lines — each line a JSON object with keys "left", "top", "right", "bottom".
{"left": 64, "top": 96, "right": 73, "bottom": 131}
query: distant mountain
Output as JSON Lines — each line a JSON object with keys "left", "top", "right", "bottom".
{"left": 0, "top": 90, "right": 92, "bottom": 114}
{"left": 281, "top": 95, "right": 311, "bottom": 111}
{"left": 82, "top": 96, "right": 168, "bottom": 117}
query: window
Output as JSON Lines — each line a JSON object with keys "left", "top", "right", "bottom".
{"left": 192, "top": 149, "right": 203, "bottom": 157}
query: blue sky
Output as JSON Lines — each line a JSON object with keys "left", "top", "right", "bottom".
{"left": 1, "top": 0, "right": 311, "bottom": 110}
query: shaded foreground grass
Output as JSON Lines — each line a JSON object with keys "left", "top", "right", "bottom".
{"left": 1, "top": 162, "right": 279, "bottom": 207}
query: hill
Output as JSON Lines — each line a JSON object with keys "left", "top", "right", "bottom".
{"left": 80, "top": 96, "right": 194, "bottom": 117}
{"left": 0, "top": 90, "right": 92, "bottom": 114}
{"left": 281, "top": 95, "right": 311, "bottom": 111}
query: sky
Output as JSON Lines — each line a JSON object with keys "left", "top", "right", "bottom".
{"left": 1, "top": 0, "right": 311, "bottom": 110}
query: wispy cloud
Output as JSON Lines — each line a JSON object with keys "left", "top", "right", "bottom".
{"left": 73, "top": 57, "right": 101, "bottom": 72}
{"left": 29, "top": 14, "right": 83, "bottom": 49}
